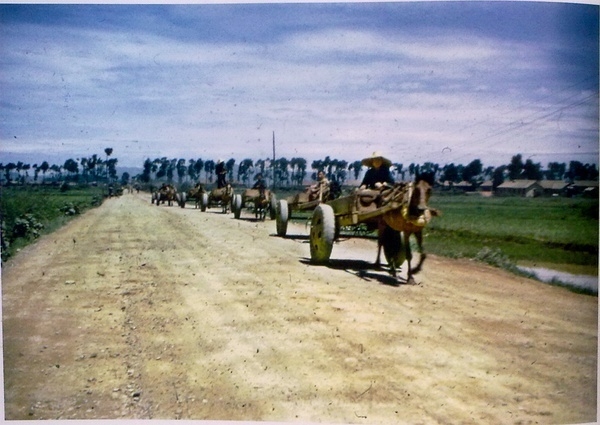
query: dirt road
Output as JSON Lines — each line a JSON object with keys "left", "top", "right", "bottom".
{"left": 2, "top": 192, "right": 597, "bottom": 424}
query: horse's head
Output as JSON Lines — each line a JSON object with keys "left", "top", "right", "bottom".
{"left": 409, "top": 172, "right": 435, "bottom": 217}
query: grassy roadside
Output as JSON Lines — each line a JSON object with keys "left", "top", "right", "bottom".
{"left": 0, "top": 184, "right": 105, "bottom": 261}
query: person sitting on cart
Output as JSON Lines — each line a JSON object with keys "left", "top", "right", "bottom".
{"left": 359, "top": 151, "right": 394, "bottom": 190}
{"left": 308, "top": 170, "right": 330, "bottom": 201}
{"left": 252, "top": 173, "right": 266, "bottom": 191}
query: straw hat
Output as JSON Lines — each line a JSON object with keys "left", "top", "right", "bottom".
{"left": 361, "top": 151, "right": 392, "bottom": 168}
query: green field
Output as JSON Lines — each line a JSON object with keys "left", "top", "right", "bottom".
{"left": 425, "top": 194, "right": 598, "bottom": 274}
{"left": 0, "top": 184, "right": 105, "bottom": 260}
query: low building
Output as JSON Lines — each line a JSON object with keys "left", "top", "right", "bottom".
{"left": 478, "top": 180, "right": 494, "bottom": 192}
{"left": 538, "top": 180, "right": 570, "bottom": 196}
{"left": 567, "top": 180, "right": 599, "bottom": 198}
{"left": 454, "top": 180, "right": 475, "bottom": 192}
{"left": 496, "top": 180, "right": 543, "bottom": 197}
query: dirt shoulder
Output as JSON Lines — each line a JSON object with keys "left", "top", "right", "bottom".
{"left": 2, "top": 192, "right": 597, "bottom": 424}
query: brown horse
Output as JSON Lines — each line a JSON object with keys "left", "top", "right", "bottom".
{"left": 376, "top": 172, "right": 440, "bottom": 283}
{"left": 209, "top": 183, "right": 233, "bottom": 213}
{"left": 187, "top": 183, "right": 205, "bottom": 209}
{"left": 156, "top": 184, "right": 177, "bottom": 207}
{"left": 254, "top": 186, "right": 270, "bottom": 221}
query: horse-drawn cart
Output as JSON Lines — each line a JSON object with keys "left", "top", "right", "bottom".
{"left": 309, "top": 180, "right": 437, "bottom": 282}
{"left": 232, "top": 188, "right": 277, "bottom": 220}
{"left": 275, "top": 181, "right": 341, "bottom": 236}
{"left": 153, "top": 184, "right": 177, "bottom": 207}
{"left": 200, "top": 184, "right": 234, "bottom": 214}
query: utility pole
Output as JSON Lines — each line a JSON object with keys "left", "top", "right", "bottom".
{"left": 272, "top": 131, "right": 276, "bottom": 190}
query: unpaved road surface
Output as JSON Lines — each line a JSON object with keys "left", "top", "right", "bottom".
{"left": 2, "top": 192, "right": 597, "bottom": 424}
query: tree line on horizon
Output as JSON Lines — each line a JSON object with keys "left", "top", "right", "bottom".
{"left": 1, "top": 148, "right": 118, "bottom": 186}
{"left": 1, "top": 151, "right": 598, "bottom": 189}
{"left": 137, "top": 154, "right": 598, "bottom": 189}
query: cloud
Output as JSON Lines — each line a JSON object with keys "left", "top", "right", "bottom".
{"left": 0, "top": 3, "right": 597, "bottom": 170}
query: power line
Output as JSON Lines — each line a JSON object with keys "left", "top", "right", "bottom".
{"left": 438, "top": 79, "right": 599, "bottom": 165}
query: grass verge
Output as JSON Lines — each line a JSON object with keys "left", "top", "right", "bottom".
{"left": 1, "top": 184, "right": 105, "bottom": 261}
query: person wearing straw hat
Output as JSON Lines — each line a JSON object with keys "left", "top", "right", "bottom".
{"left": 359, "top": 151, "right": 395, "bottom": 189}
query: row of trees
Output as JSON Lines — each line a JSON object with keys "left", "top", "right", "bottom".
{"left": 1, "top": 148, "right": 118, "bottom": 185}
{"left": 139, "top": 154, "right": 598, "bottom": 189}
{"left": 2, "top": 151, "right": 598, "bottom": 189}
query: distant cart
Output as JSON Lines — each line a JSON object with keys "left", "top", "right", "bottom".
{"left": 232, "top": 188, "right": 277, "bottom": 220}
{"left": 201, "top": 185, "right": 234, "bottom": 214}
{"left": 275, "top": 182, "right": 340, "bottom": 236}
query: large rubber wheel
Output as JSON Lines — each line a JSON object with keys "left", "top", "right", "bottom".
{"left": 233, "top": 194, "right": 242, "bottom": 219}
{"left": 269, "top": 193, "right": 277, "bottom": 220}
{"left": 310, "top": 204, "right": 336, "bottom": 263}
{"left": 200, "top": 193, "right": 208, "bottom": 212}
{"left": 276, "top": 199, "right": 289, "bottom": 236}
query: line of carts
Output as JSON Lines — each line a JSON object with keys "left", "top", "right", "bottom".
{"left": 165, "top": 182, "right": 413, "bottom": 267}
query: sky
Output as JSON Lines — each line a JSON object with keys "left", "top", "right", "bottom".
{"left": 0, "top": 1, "right": 598, "bottom": 171}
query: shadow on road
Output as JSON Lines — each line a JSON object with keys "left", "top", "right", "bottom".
{"left": 299, "top": 258, "right": 411, "bottom": 287}
{"left": 271, "top": 234, "right": 310, "bottom": 241}
{"left": 235, "top": 217, "right": 270, "bottom": 223}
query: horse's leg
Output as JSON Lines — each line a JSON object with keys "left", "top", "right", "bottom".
{"left": 380, "top": 224, "right": 404, "bottom": 278}
{"left": 404, "top": 230, "right": 415, "bottom": 284}
{"left": 375, "top": 220, "right": 385, "bottom": 268}
{"left": 411, "top": 230, "right": 426, "bottom": 275}
{"left": 375, "top": 242, "right": 383, "bottom": 268}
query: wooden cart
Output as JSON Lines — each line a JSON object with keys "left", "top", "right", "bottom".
{"left": 275, "top": 182, "right": 341, "bottom": 236}
{"left": 309, "top": 184, "right": 409, "bottom": 263}
{"left": 275, "top": 192, "right": 323, "bottom": 236}
{"left": 232, "top": 188, "right": 277, "bottom": 220}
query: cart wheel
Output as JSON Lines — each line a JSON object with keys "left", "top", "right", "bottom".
{"left": 276, "top": 199, "right": 289, "bottom": 236}
{"left": 233, "top": 194, "right": 242, "bottom": 219}
{"left": 310, "top": 204, "right": 335, "bottom": 263}
{"left": 200, "top": 193, "right": 209, "bottom": 212}
{"left": 178, "top": 192, "right": 187, "bottom": 208}
{"left": 269, "top": 193, "right": 277, "bottom": 220}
